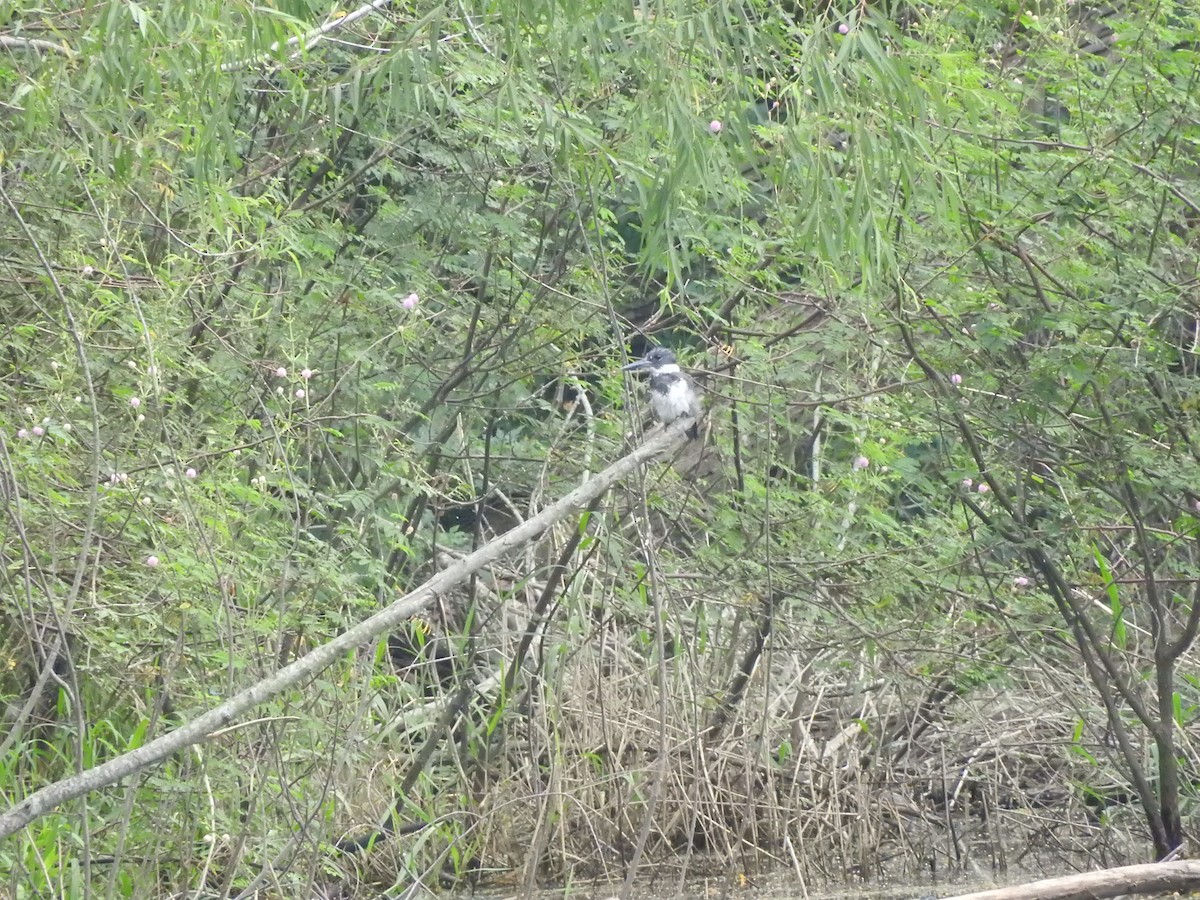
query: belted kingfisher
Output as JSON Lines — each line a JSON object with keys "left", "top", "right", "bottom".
{"left": 622, "top": 346, "right": 702, "bottom": 439}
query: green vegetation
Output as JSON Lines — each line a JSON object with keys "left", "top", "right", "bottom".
{"left": 3, "top": 0, "right": 1200, "bottom": 895}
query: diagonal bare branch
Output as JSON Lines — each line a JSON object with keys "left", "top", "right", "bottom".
{"left": 0, "top": 420, "right": 691, "bottom": 841}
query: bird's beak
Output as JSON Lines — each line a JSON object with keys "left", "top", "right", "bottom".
{"left": 621, "top": 359, "right": 649, "bottom": 372}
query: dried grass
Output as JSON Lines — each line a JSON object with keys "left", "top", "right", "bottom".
{"left": 322, "top": 509, "right": 1182, "bottom": 895}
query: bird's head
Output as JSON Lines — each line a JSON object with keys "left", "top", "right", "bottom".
{"left": 621, "top": 346, "right": 678, "bottom": 373}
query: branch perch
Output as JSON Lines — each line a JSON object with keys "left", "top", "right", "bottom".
{"left": 0, "top": 421, "right": 690, "bottom": 841}
{"left": 945, "top": 860, "right": 1200, "bottom": 900}
{"left": 0, "top": 35, "right": 77, "bottom": 57}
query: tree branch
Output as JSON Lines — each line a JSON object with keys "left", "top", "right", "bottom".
{"left": 0, "top": 421, "right": 691, "bottom": 841}
{"left": 217, "top": 0, "right": 395, "bottom": 73}
{"left": 0, "top": 35, "right": 76, "bottom": 58}
{"left": 946, "top": 859, "right": 1200, "bottom": 900}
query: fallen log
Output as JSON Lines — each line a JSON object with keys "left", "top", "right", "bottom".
{"left": 945, "top": 859, "right": 1200, "bottom": 900}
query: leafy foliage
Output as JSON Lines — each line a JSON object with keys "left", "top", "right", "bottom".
{"left": 3, "top": 0, "right": 1200, "bottom": 892}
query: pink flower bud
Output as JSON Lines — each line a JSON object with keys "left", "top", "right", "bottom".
{"left": 1013, "top": 576, "right": 1030, "bottom": 587}
{"left": 961, "top": 478, "right": 973, "bottom": 488}
{"left": 275, "top": 366, "right": 288, "bottom": 378}
{"left": 145, "top": 555, "right": 159, "bottom": 568}
{"left": 402, "top": 293, "right": 419, "bottom": 309}
{"left": 17, "top": 428, "right": 29, "bottom": 439}
{"left": 709, "top": 120, "right": 722, "bottom": 134}
{"left": 977, "top": 483, "right": 990, "bottom": 493}
{"left": 295, "top": 389, "right": 305, "bottom": 399}
{"left": 838, "top": 22, "right": 850, "bottom": 34}
{"left": 950, "top": 373, "right": 963, "bottom": 385}
{"left": 185, "top": 468, "right": 198, "bottom": 479}
{"left": 853, "top": 455, "right": 869, "bottom": 470}
{"left": 301, "top": 368, "right": 313, "bottom": 380}
{"left": 129, "top": 396, "right": 141, "bottom": 408}
{"left": 32, "top": 426, "right": 44, "bottom": 437}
